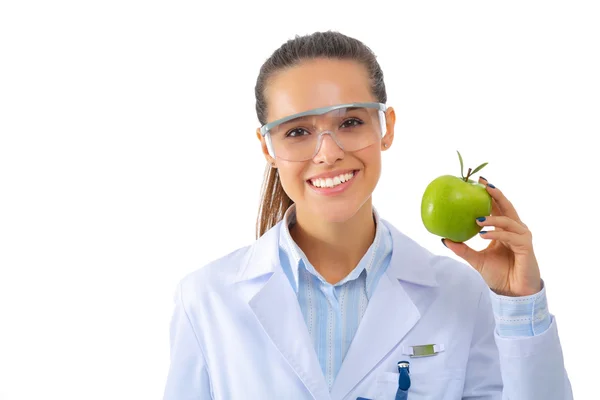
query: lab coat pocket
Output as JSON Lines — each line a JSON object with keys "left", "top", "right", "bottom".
{"left": 376, "top": 370, "right": 463, "bottom": 400}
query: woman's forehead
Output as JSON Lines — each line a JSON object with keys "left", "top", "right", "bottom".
{"left": 265, "top": 59, "right": 374, "bottom": 122}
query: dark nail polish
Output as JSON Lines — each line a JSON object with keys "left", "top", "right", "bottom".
{"left": 480, "top": 176, "right": 488, "bottom": 181}
{"left": 441, "top": 238, "right": 447, "bottom": 248}
{"left": 480, "top": 230, "right": 488, "bottom": 234}
{"left": 476, "top": 217, "right": 486, "bottom": 222}
{"left": 487, "top": 183, "right": 496, "bottom": 189}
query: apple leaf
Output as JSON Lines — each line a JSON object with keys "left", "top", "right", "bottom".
{"left": 471, "top": 162, "right": 488, "bottom": 175}
{"left": 457, "top": 151, "right": 465, "bottom": 179}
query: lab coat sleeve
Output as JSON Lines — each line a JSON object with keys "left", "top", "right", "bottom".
{"left": 163, "top": 281, "right": 213, "bottom": 400}
{"left": 462, "top": 285, "right": 573, "bottom": 400}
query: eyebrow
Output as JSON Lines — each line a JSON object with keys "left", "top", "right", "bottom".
{"left": 278, "top": 115, "right": 312, "bottom": 126}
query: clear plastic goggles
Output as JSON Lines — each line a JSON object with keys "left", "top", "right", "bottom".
{"left": 259, "top": 102, "right": 387, "bottom": 162}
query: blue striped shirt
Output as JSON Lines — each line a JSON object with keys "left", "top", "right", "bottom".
{"left": 489, "top": 280, "right": 552, "bottom": 337}
{"left": 278, "top": 204, "right": 393, "bottom": 390}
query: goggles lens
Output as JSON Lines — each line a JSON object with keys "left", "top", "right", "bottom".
{"left": 262, "top": 103, "right": 386, "bottom": 162}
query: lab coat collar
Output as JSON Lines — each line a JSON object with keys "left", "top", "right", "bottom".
{"left": 233, "top": 220, "right": 281, "bottom": 283}
{"left": 380, "top": 218, "right": 439, "bottom": 288}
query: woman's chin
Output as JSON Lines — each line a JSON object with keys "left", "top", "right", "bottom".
{"left": 306, "top": 201, "right": 365, "bottom": 224}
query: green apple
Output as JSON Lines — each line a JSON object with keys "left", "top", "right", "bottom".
{"left": 421, "top": 151, "right": 492, "bottom": 243}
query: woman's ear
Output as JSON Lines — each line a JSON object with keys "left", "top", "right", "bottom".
{"left": 381, "top": 106, "right": 396, "bottom": 151}
{"left": 256, "top": 128, "right": 276, "bottom": 167}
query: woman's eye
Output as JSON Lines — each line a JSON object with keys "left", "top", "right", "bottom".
{"left": 286, "top": 128, "right": 309, "bottom": 137}
{"left": 341, "top": 118, "right": 363, "bottom": 128}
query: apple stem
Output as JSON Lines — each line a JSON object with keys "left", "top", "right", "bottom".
{"left": 465, "top": 168, "right": 472, "bottom": 182}
{"left": 457, "top": 151, "right": 489, "bottom": 182}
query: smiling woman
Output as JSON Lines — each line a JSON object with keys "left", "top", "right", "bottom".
{"left": 163, "top": 31, "right": 573, "bottom": 400}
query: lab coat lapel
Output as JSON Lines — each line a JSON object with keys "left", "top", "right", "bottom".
{"left": 329, "top": 272, "right": 419, "bottom": 399}
{"left": 330, "top": 220, "right": 440, "bottom": 400}
{"left": 236, "top": 223, "right": 330, "bottom": 400}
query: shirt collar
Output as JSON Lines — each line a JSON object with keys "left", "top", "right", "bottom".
{"left": 278, "top": 203, "right": 392, "bottom": 298}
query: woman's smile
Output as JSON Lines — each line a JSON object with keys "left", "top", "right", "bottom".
{"left": 306, "top": 169, "right": 359, "bottom": 196}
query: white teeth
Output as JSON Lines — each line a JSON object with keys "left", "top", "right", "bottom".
{"left": 310, "top": 171, "right": 355, "bottom": 188}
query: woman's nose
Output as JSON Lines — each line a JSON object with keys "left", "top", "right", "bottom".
{"left": 312, "top": 133, "right": 344, "bottom": 164}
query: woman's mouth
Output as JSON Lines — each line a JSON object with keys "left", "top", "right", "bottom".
{"left": 307, "top": 170, "right": 359, "bottom": 195}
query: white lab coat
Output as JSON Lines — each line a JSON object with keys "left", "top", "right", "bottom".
{"left": 163, "top": 219, "right": 573, "bottom": 399}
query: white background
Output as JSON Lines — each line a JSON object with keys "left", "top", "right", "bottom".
{"left": 1, "top": 1, "right": 598, "bottom": 399}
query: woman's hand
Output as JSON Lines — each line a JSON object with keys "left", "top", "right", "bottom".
{"left": 442, "top": 177, "right": 542, "bottom": 297}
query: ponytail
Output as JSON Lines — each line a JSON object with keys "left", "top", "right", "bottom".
{"left": 256, "top": 165, "right": 294, "bottom": 238}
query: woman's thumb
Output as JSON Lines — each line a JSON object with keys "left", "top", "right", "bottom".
{"left": 441, "top": 238, "right": 480, "bottom": 269}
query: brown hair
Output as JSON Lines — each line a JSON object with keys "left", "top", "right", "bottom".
{"left": 254, "top": 30, "right": 388, "bottom": 238}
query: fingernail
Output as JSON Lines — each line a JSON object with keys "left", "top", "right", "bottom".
{"left": 441, "top": 238, "right": 447, "bottom": 247}
{"left": 487, "top": 183, "right": 496, "bottom": 189}
{"left": 480, "top": 176, "right": 488, "bottom": 181}
{"left": 480, "top": 230, "right": 488, "bottom": 234}
{"left": 476, "top": 217, "right": 486, "bottom": 222}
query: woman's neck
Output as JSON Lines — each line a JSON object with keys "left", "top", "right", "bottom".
{"left": 290, "top": 199, "right": 376, "bottom": 285}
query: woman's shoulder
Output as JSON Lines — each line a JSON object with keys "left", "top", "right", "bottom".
{"left": 177, "top": 244, "right": 254, "bottom": 295}
{"left": 176, "top": 223, "right": 281, "bottom": 292}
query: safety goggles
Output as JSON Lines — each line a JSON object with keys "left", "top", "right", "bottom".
{"left": 259, "top": 102, "right": 387, "bottom": 162}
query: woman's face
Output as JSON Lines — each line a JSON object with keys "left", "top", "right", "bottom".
{"left": 257, "top": 58, "right": 396, "bottom": 223}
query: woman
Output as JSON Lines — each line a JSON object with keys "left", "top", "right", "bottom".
{"left": 163, "top": 31, "right": 572, "bottom": 399}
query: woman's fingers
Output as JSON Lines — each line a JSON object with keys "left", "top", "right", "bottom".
{"left": 476, "top": 215, "right": 527, "bottom": 234}
{"left": 478, "top": 229, "right": 532, "bottom": 250}
{"left": 480, "top": 178, "right": 522, "bottom": 223}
